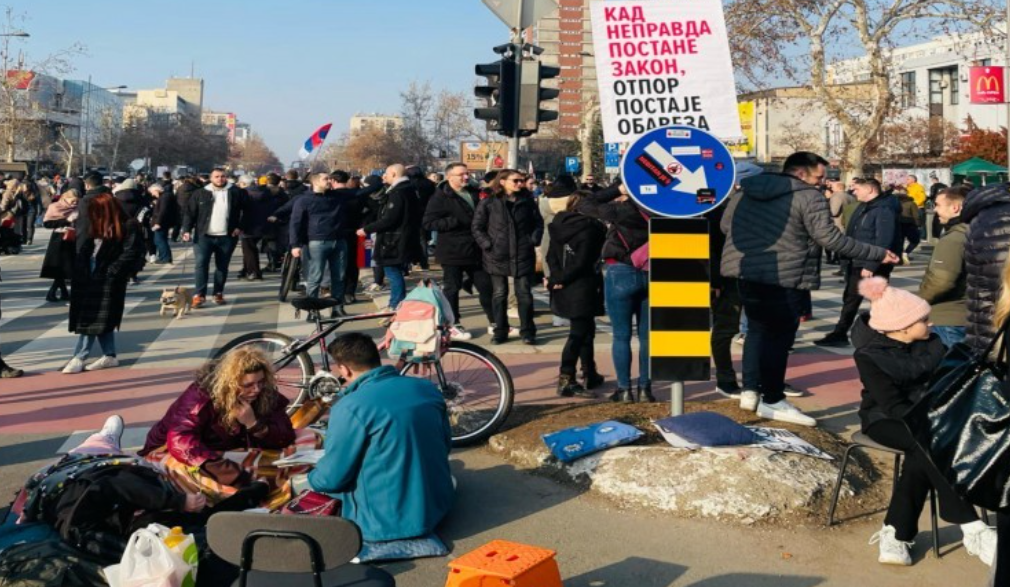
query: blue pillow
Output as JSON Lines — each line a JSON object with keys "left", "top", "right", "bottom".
{"left": 542, "top": 420, "right": 643, "bottom": 463}
{"left": 654, "top": 412, "right": 756, "bottom": 447}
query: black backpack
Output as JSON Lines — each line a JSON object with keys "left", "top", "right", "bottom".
{"left": 0, "top": 539, "right": 107, "bottom": 587}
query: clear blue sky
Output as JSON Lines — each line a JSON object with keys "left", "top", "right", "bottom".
{"left": 9, "top": 0, "right": 506, "bottom": 164}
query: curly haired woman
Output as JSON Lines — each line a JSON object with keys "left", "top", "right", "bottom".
{"left": 140, "top": 347, "right": 299, "bottom": 504}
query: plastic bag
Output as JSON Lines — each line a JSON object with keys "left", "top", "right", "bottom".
{"left": 104, "top": 524, "right": 197, "bottom": 587}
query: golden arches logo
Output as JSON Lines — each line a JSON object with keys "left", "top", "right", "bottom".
{"left": 977, "top": 74, "right": 1001, "bottom": 93}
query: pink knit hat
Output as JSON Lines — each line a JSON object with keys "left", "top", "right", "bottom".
{"left": 858, "top": 277, "right": 931, "bottom": 332}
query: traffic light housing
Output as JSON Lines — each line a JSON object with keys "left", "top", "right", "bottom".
{"left": 475, "top": 44, "right": 519, "bottom": 137}
{"left": 518, "top": 61, "right": 560, "bottom": 136}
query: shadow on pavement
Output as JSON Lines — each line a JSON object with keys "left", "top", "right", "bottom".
{"left": 0, "top": 436, "right": 66, "bottom": 467}
{"left": 564, "top": 557, "right": 687, "bottom": 586}
{"left": 685, "top": 573, "right": 823, "bottom": 587}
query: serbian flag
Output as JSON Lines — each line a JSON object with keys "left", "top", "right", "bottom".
{"left": 298, "top": 123, "right": 333, "bottom": 159}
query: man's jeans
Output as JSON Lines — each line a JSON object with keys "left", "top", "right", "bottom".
{"left": 153, "top": 229, "right": 173, "bottom": 263}
{"left": 739, "top": 280, "right": 805, "bottom": 404}
{"left": 193, "top": 235, "right": 237, "bottom": 297}
{"left": 385, "top": 264, "right": 406, "bottom": 309}
{"left": 605, "top": 263, "right": 650, "bottom": 389}
{"left": 491, "top": 274, "right": 535, "bottom": 340}
{"left": 932, "top": 325, "right": 966, "bottom": 348}
{"left": 306, "top": 240, "right": 347, "bottom": 301}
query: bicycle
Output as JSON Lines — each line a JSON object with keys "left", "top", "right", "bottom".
{"left": 277, "top": 251, "right": 302, "bottom": 302}
{"left": 213, "top": 296, "right": 515, "bottom": 447}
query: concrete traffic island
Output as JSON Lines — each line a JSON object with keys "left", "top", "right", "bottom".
{"left": 487, "top": 401, "right": 890, "bottom": 526}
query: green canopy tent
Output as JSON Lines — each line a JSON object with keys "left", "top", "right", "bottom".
{"left": 952, "top": 157, "right": 1008, "bottom": 186}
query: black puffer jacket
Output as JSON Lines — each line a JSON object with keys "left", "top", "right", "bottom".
{"left": 546, "top": 211, "right": 606, "bottom": 318}
{"left": 363, "top": 180, "right": 424, "bottom": 266}
{"left": 472, "top": 190, "right": 544, "bottom": 277}
{"left": 720, "top": 173, "right": 888, "bottom": 290}
{"left": 842, "top": 192, "right": 901, "bottom": 272}
{"left": 575, "top": 185, "right": 648, "bottom": 265}
{"left": 422, "top": 182, "right": 481, "bottom": 266}
{"left": 962, "top": 182, "right": 1010, "bottom": 352}
{"left": 851, "top": 314, "right": 946, "bottom": 432}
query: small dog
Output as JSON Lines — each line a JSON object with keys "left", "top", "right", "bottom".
{"left": 160, "top": 286, "right": 192, "bottom": 319}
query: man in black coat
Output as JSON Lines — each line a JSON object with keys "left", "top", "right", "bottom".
{"left": 407, "top": 166, "right": 436, "bottom": 269}
{"left": 472, "top": 169, "right": 544, "bottom": 345}
{"left": 149, "top": 183, "right": 178, "bottom": 264}
{"left": 358, "top": 164, "right": 423, "bottom": 310}
{"left": 423, "top": 163, "right": 494, "bottom": 340}
{"left": 181, "top": 168, "right": 246, "bottom": 307}
{"left": 238, "top": 175, "right": 281, "bottom": 281}
{"left": 816, "top": 177, "right": 901, "bottom": 347}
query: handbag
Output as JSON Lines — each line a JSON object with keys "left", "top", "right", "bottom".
{"left": 927, "top": 319, "right": 1010, "bottom": 511}
{"left": 614, "top": 210, "right": 650, "bottom": 271}
{"left": 279, "top": 490, "right": 339, "bottom": 516}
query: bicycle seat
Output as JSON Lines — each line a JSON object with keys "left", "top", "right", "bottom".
{"left": 290, "top": 297, "right": 342, "bottom": 311}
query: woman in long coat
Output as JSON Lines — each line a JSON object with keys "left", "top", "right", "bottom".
{"left": 40, "top": 188, "right": 80, "bottom": 302}
{"left": 63, "top": 192, "right": 144, "bottom": 374}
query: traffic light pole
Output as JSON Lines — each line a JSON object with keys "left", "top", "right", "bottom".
{"left": 508, "top": 9, "right": 524, "bottom": 170}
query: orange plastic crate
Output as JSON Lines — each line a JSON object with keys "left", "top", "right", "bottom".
{"left": 445, "top": 540, "right": 562, "bottom": 587}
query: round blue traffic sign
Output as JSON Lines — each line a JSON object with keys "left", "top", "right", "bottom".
{"left": 620, "top": 125, "right": 737, "bottom": 218}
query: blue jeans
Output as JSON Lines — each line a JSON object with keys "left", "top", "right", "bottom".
{"left": 306, "top": 240, "right": 347, "bottom": 301}
{"left": 74, "top": 332, "right": 116, "bottom": 359}
{"left": 385, "top": 264, "right": 406, "bottom": 309}
{"left": 739, "top": 280, "right": 805, "bottom": 404}
{"left": 193, "top": 235, "right": 237, "bottom": 297}
{"left": 605, "top": 263, "right": 650, "bottom": 389}
{"left": 153, "top": 229, "right": 172, "bottom": 263}
{"left": 931, "top": 325, "right": 966, "bottom": 348}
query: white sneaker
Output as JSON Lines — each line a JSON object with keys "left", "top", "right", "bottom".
{"left": 487, "top": 325, "right": 519, "bottom": 337}
{"left": 963, "top": 525, "right": 997, "bottom": 566}
{"left": 98, "top": 414, "right": 125, "bottom": 449}
{"left": 62, "top": 356, "right": 85, "bottom": 374}
{"left": 739, "top": 390, "right": 759, "bottom": 411}
{"left": 552, "top": 315, "right": 571, "bottom": 327}
{"left": 449, "top": 324, "right": 473, "bottom": 341}
{"left": 870, "top": 525, "right": 912, "bottom": 566}
{"left": 507, "top": 308, "right": 519, "bottom": 319}
{"left": 734, "top": 334, "right": 746, "bottom": 346}
{"left": 84, "top": 355, "right": 119, "bottom": 371}
{"left": 365, "top": 283, "right": 387, "bottom": 294}
{"left": 757, "top": 398, "right": 817, "bottom": 427}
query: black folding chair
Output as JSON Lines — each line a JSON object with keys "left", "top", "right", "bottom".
{"left": 206, "top": 512, "right": 395, "bottom": 587}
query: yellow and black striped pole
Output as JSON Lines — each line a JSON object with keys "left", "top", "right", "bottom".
{"left": 649, "top": 217, "right": 711, "bottom": 413}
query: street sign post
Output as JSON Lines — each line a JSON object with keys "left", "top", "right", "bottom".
{"left": 620, "top": 125, "right": 736, "bottom": 218}
{"left": 565, "top": 157, "right": 581, "bottom": 173}
{"left": 482, "top": 0, "right": 558, "bottom": 31}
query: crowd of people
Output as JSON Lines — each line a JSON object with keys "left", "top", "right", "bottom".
{"left": 4, "top": 154, "right": 1010, "bottom": 581}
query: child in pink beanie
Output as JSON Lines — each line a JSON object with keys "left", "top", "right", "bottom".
{"left": 852, "top": 277, "right": 994, "bottom": 567}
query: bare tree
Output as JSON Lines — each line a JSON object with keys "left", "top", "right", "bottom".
{"left": 228, "top": 133, "right": 282, "bottom": 175}
{"left": 726, "top": 0, "right": 1000, "bottom": 176}
{"left": 53, "top": 124, "right": 75, "bottom": 177}
{"left": 0, "top": 7, "right": 84, "bottom": 163}
{"left": 343, "top": 126, "right": 407, "bottom": 174}
{"left": 400, "top": 81, "right": 435, "bottom": 168}
{"left": 779, "top": 121, "right": 821, "bottom": 153}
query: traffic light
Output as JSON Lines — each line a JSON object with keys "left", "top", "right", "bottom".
{"left": 474, "top": 44, "right": 519, "bottom": 137}
{"left": 518, "top": 59, "right": 560, "bottom": 136}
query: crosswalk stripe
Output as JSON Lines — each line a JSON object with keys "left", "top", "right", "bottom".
{"left": 13, "top": 297, "right": 146, "bottom": 371}
{"left": 0, "top": 297, "right": 47, "bottom": 329}
{"left": 130, "top": 295, "right": 241, "bottom": 368}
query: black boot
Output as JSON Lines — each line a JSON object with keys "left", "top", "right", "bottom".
{"left": 557, "top": 374, "right": 595, "bottom": 398}
{"left": 582, "top": 370, "right": 605, "bottom": 390}
{"left": 45, "top": 284, "right": 59, "bottom": 303}
{"left": 638, "top": 383, "right": 656, "bottom": 403}
{"left": 609, "top": 388, "right": 635, "bottom": 403}
{"left": 0, "top": 356, "right": 23, "bottom": 378}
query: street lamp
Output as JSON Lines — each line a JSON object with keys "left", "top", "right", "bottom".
{"left": 80, "top": 77, "right": 127, "bottom": 174}
{"left": 0, "top": 32, "right": 29, "bottom": 38}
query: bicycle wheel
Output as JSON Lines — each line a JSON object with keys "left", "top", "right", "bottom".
{"left": 400, "top": 341, "right": 514, "bottom": 447}
{"left": 215, "top": 331, "right": 315, "bottom": 414}
{"left": 278, "top": 254, "right": 301, "bottom": 302}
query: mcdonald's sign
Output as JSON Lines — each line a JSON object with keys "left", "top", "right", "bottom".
{"left": 970, "top": 66, "right": 1005, "bottom": 104}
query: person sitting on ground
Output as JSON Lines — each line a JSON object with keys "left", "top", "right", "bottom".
{"left": 852, "top": 277, "right": 995, "bottom": 567}
{"left": 140, "top": 347, "right": 297, "bottom": 504}
{"left": 306, "top": 333, "right": 454, "bottom": 543}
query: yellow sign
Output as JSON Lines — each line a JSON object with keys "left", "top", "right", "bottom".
{"left": 460, "top": 142, "right": 508, "bottom": 171}
{"left": 728, "top": 102, "right": 755, "bottom": 157}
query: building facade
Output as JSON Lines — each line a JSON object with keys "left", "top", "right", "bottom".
{"left": 349, "top": 113, "right": 403, "bottom": 136}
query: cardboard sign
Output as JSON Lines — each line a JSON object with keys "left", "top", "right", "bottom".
{"left": 590, "top": 0, "right": 742, "bottom": 143}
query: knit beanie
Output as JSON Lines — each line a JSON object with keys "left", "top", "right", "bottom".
{"left": 858, "top": 277, "right": 931, "bottom": 332}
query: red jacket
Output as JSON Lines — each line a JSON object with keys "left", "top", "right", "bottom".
{"left": 141, "top": 383, "right": 295, "bottom": 469}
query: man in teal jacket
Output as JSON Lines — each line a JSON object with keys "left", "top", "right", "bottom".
{"left": 307, "top": 333, "right": 454, "bottom": 542}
